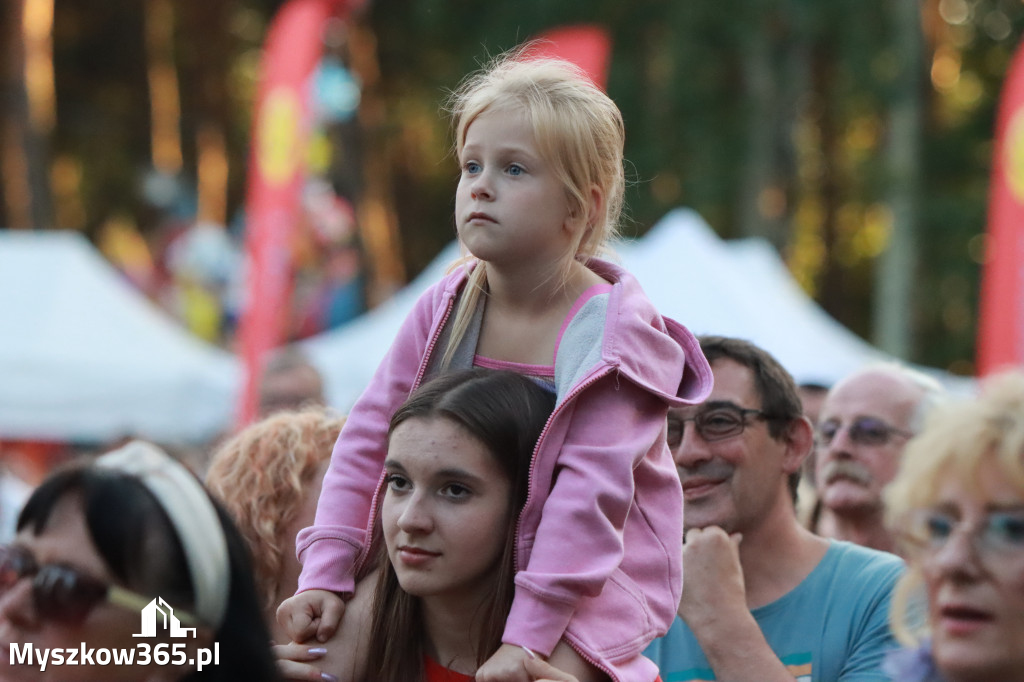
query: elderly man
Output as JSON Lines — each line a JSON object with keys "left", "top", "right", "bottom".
{"left": 813, "top": 363, "right": 944, "bottom": 553}
{"left": 645, "top": 336, "right": 902, "bottom": 682}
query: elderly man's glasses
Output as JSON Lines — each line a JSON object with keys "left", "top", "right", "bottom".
{"left": 0, "top": 545, "right": 195, "bottom": 626}
{"left": 816, "top": 417, "right": 912, "bottom": 448}
{"left": 900, "top": 509, "right": 1024, "bottom": 565}
{"left": 667, "top": 403, "right": 775, "bottom": 446}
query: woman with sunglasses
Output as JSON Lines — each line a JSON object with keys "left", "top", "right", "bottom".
{"left": 885, "top": 370, "right": 1024, "bottom": 682}
{"left": 0, "top": 441, "right": 280, "bottom": 681}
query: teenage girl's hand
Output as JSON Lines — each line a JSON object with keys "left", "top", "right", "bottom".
{"left": 272, "top": 642, "right": 338, "bottom": 682}
{"left": 524, "top": 656, "right": 581, "bottom": 682}
{"left": 475, "top": 643, "right": 532, "bottom": 682}
{"left": 277, "top": 589, "right": 346, "bottom": 644}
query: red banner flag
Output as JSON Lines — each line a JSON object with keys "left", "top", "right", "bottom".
{"left": 528, "top": 25, "right": 612, "bottom": 90}
{"left": 978, "top": 38, "right": 1024, "bottom": 375}
{"left": 236, "top": 0, "right": 348, "bottom": 427}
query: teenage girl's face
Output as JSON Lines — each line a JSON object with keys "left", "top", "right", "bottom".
{"left": 455, "top": 106, "right": 575, "bottom": 270}
{"left": 382, "top": 417, "right": 512, "bottom": 611}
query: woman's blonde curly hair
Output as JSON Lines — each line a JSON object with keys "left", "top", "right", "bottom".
{"left": 206, "top": 407, "right": 345, "bottom": 613}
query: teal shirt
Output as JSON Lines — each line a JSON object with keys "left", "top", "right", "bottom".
{"left": 644, "top": 541, "right": 904, "bottom": 682}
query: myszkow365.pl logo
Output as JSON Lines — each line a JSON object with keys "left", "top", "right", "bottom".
{"left": 7, "top": 597, "right": 219, "bottom": 672}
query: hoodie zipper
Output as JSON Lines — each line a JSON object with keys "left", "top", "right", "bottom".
{"left": 513, "top": 365, "right": 615, "bottom": 571}
{"left": 511, "top": 366, "right": 625, "bottom": 682}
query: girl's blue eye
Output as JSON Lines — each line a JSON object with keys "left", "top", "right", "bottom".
{"left": 464, "top": 161, "right": 481, "bottom": 174}
{"left": 507, "top": 164, "right": 523, "bottom": 176}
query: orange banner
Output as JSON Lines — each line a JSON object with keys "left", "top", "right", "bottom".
{"left": 529, "top": 25, "right": 612, "bottom": 90}
{"left": 237, "top": 0, "right": 350, "bottom": 427}
{"left": 978, "top": 38, "right": 1024, "bottom": 375}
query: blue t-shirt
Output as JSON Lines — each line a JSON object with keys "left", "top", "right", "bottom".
{"left": 644, "top": 541, "right": 904, "bottom": 682}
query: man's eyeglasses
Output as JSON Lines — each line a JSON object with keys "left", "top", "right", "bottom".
{"left": 0, "top": 545, "right": 196, "bottom": 626}
{"left": 816, "top": 417, "right": 912, "bottom": 448}
{"left": 667, "top": 403, "right": 776, "bottom": 446}
{"left": 900, "top": 508, "right": 1024, "bottom": 567}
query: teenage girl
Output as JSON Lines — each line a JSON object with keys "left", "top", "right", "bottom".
{"left": 278, "top": 46, "right": 712, "bottom": 682}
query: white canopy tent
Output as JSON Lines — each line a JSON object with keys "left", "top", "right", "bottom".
{"left": 0, "top": 210, "right": 967, "bottom": 443}
{"left": 0, "top": 231, "right": 240, "bottom": 443}
{"left": 302, "top": 209, "right": 966, "bottom": 411}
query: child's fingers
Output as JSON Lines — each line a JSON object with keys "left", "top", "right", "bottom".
{"left": 315, "top": 597, "right": 347, "bottom": 642}
{"left": 287, "top": 616, "right": 318, "bottom": 644}
{"left": 523, "top": 656, "right": 580, "bottom": 682}
{"left": 277, "top": 598, "right": 314, "bottom": 642}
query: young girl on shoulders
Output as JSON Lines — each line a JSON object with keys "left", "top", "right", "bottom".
{"left": 278, "top": 45, "right": 712, "bottom": 682}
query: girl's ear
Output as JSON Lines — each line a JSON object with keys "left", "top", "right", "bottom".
{"left": 565, "top": 186, "right": 604, "bottom": 237}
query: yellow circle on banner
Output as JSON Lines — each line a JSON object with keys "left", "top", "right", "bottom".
{"left": 258, "top": 88, "right": 301, "bottom": 186}
{"left": 1005, "top": 108, "right": 1024, "bottom": 203}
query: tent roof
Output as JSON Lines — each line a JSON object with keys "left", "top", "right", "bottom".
{"left": 303, "top": 209, "right": 971, "bottom": 411}
{"left": 0, "top": 210, "right": 970, "bottom": 442}
{"left": 0, "top": 231, "right": 239, "bottom": 443}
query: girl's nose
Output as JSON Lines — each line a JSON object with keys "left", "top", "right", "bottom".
{"left": 470, "top": 173, "right": 493, "bottom": 200}
{"left": 396, "top": 494, "right": 433, "bottom": 534}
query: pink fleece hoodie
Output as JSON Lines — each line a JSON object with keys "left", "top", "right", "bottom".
{"left": 296, "top": 258, "right": 712, "bottom": 681}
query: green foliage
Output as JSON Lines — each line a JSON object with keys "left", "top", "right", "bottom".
{"left": 27, "top": 0, "right": 1024, "bottom": 373}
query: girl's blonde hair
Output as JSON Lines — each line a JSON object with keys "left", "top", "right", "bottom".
{"left": 205, "top": 407, "right": 345, "bottom": 613}
{"left": 441, "top": 45, "right": 626, "bottom": 367}
{"left": 885, "top": 371, "right": 1024, "bottom": 645}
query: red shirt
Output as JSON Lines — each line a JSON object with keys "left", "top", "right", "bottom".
{"left": 423, "top": 655, "right": 474, "bottom": 682}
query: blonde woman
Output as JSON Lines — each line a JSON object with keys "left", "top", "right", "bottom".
{"left": 886, "top": 371, "right": 1024, "bottom": 682}
{"left": 206, "top": 407, "right": 344, "bottom": 644}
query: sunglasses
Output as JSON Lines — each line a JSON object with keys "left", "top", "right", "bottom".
{"left": 900, "top": 508, "right": 1024, "bottom": 568}
{"left": 816, "top": 416, "right": 912, "bottom": 448}
{"left": 667, "top": 403, "right": 775, "bottom": 446}
{"left": 0, "top": 545, "right": 194, "bottom": 626}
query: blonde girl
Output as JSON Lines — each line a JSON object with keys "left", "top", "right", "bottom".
{"left": 278, "top": 45, "right": 712, "bottom": 682}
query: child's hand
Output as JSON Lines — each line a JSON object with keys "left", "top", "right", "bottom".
{"left": 524, "top": 656, "right": 581, "bottom": 682}
{"left": 475, "top": 644, "right": 532, "bottom": 682}
{"left": 277, "top": 589, "right": 346, "bottom": 643}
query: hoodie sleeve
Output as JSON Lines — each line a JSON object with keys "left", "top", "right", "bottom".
{"left": 294, "top": 277, "right": 453, "bottom": 595}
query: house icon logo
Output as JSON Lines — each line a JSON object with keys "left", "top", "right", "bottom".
{"left": 133, "top": 597, "right": 197, "bottom": 638}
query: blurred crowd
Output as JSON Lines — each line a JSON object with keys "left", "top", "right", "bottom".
{"left": 2, "top": 339, "right": 1023, "bottom": 681}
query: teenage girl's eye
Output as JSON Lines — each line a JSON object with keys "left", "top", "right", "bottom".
{"left": 506, "top": 163, "right": 524, "bottom": 176}
{"left": 386, "top": 474, "right": 411, "bottom": 492}
{"left": 463, "top": 161, "right": 481, "bottom": 174}
{"left": 439, "top": 483, "right": 472, "bottom": 500}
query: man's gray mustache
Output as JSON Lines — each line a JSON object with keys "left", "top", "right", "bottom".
{"left": 820, "top": 460, "right": 873, "bottom": 486}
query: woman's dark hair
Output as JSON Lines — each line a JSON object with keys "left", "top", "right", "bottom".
{"left": 366, "top": 369, "right": 556, "bottom": 682}
{"left": 18, "top": 464, "right": 280, "bottom": 682}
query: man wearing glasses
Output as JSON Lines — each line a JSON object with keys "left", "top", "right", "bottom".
{"left": 813, "top": 363, "right": 945, "bottom": 553}
{"left": 645, "top": 336, "right": 903, "bottom": 682}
